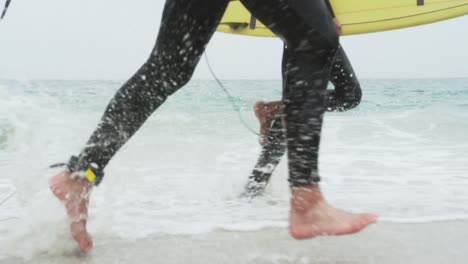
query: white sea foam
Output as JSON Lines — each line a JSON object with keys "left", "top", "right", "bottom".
{"left": 1, "top": 79, "right": 468, "bottom": 261}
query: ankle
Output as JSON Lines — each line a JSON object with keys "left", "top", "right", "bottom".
{"left": 290, "top": 184, "right": 324, "bottom": 212}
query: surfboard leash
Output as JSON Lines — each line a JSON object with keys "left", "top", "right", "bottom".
{"left": 203, "top": 52, "right": 259, "bottom": 136}
{"left": 0, "top": 190, "right": 15, "bottom": 207}
{"left": 0, "top": 190, "right": 19, "bottom": 222}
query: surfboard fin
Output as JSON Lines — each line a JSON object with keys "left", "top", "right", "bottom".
{"left": 219, "top": 22, "right": 249, "bottom": 30}
{"left": 1, "top": 0, "right": 12, "bottom": 20}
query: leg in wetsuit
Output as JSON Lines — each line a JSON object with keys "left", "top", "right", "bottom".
{"left": 50, "top": 0, "right": 380, "bottom": 253}
{"left": 245, "top": 45, "right": 362, "bottom": 197}
{"left": 66, "top": 0, "right": 339, "bottom": 188}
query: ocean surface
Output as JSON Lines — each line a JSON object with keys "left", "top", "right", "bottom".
{"left": 1, "top": 78, "right": 468, "bottom": 263}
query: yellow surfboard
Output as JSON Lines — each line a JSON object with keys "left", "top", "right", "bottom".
{"left": 217, "top": 0, "right": 468, "bottom": 37}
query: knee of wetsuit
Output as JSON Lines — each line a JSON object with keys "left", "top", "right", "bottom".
{"left": 347, "top": 82, "right": 362, "bottom": 109}
{"left": 339, "top": 82, "right": 362, "bottom": 111}
{"left": 353, "top": 83, "right": 362, "bottom": 107}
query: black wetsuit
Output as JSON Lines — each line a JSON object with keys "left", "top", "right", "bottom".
{"left": 243, "top": 0, "right": 361, "bottom": 194}
{"left": 244, "top": 44, "right": 361, "bottom": 196}
{"left": 66, "top": 0, "right": 339, "bottom": 187}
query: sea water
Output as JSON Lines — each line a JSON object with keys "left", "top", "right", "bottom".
{"left": 1, "top": 78, "right": 468, "bottom": 263}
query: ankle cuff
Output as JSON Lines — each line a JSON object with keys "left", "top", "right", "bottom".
{"left": 67, "top": 156, "right": 104, "bottom": 185}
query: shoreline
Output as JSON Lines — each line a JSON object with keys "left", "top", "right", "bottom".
{"left": 1, "top": 220, "right": 468, "bottom": 264}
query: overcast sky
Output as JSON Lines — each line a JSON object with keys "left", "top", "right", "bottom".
{"left": 0, "top": 0, "right": 467, "bottom": 80}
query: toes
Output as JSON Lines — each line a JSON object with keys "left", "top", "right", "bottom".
{"left": 70, "top": 222, "right": 93, "bottom": 253}
{"left": 80, "top": 239, "right": 93, "bottom": 253}
{"left": 369, "top": 213, "right": 379, "bottom": 222}
{"left": 348, "top": 214, "right": 378, "bottom": 233}
{"left": 76, "top": 233, "right": 93, "bottom": 253}
{"left": 361, "top": 213, "right": 379, "bottom": 225}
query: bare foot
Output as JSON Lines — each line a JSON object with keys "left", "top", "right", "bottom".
{"left": 289, "top": 185, "right": 378, "bottom": 239}
{"left": 50, "top": 171, "right": 94, "bottom": 253}
{"left": 253, "top": 101, "right": 281, "bottom": 145}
